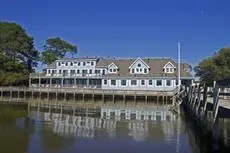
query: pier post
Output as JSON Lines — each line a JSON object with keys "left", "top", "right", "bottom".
{"left": 64, "top": 92, "right": 67, "bottom": 101}
{"left": 10, "top": 89, "right": 12, "bottom": 99}
{"left": 157, "top": 96, "right": 159, "bottom": 105}
{"left": 134, "top": 95, "right": 136, "bottom": 105}
{"left": 145, "top": 95, "right": 147, "bottom": 105}
{"left": 31, "top": 90, "right": 34, "bottom": 100}
{"left": 73, "top": 92, "right": 76, "bottom": 102}
{"left": 83, "top": 93, "right": 85, "bottom": 102}
{"left": 162, "top": 96, "right": 164, "bottom": 105}
{"left": 24, "top": 90, "right": 26, "bottom": 100}
{"left": 60, "top": 105, "right": 63, "bottom": 115}
{"left": 61, "top": 78, "right": 64, "bottom": 87}
{"left": 112, "top": 91, "right": 115, "bottom": 104}
{"left": 17, "top": 89, "right": 19, "bottom": 102}
{"left": 38, "top": 77, "right": 41, "bottom": 88}
{"left": 123, "top": 94, "right": 126, "bottom": 105}
{"left": 0, "top": 88, "right": 2, "bottom": 100}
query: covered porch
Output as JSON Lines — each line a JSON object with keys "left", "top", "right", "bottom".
{"left": 30, "top": 77, "right": 102, "bottom": 89}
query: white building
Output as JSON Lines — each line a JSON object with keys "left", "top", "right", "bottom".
{"left": 30, "top": 57, "right": 193, "bottom": 91}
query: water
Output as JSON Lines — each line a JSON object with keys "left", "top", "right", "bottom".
{"left": 0, "top": 104, "right": 230, "bottom": 153}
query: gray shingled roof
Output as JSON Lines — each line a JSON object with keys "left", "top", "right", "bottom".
{"left": 46, "top": 57, "right": 192, "bottom": 78}
{"left": 96, "top": 58, "right": 192, "bottom": 78}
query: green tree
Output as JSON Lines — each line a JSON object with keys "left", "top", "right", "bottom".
{"left": 195, "top": 48, "right": 230, "bottom": 84}
{"left": 42, "top": 37, "right": 77, "bottom": 65}
{"left": 0, "top": 21, "right": 39, "bottom": 86}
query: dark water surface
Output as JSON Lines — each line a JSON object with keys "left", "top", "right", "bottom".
{"left": 0, "top": 104, "right": 230, "bottom": 153}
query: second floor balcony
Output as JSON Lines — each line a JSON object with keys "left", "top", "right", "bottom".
{"left": 30, "top": 73, "right": 105, "bottom": 78}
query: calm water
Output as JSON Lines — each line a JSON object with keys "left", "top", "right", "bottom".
{"left": 0, "top": 104, "right": 230, "bottom": 153}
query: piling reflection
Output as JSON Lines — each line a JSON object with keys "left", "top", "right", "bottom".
{"left": 30, "top": 106, "right": 181, "bottom": 150}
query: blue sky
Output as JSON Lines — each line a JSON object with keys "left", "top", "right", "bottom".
{"left": 1, "top": 0, "right": 230, "bottom": 67}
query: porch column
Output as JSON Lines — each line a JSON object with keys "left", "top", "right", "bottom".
{"left": 86, "top": 78, "right": 89, "bottom": 88}
{"left": 61, "top": 78, "right": 64, "bottom": 87}
{"left": 50, "top": 78, "right": 52, "bottom": 87}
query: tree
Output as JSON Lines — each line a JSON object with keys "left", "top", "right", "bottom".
{"left": 42, "top": 37, "right": 77, "bottom": 65}
{"left": 0, "top": 21, "right": 39, "bottom": 86}
{"left": 195, "top": 48, "right": 230, "bottom": 84}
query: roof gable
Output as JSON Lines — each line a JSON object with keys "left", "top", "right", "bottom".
{"left": 128, "top": 57, "right": 150, "bottom": 69}
{"left": 163, "top": 62, "right": 176, "bottom": 69}
{"left": 108, "top": 62, "right": 118, "bottom": 69}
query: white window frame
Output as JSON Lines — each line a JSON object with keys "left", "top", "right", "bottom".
{"left": 104, "top": 79, "right": 107, "bottom": 85}
{"left": 121, "top": 80, "right": 127, "bottom": 86}
{"left": 111, "top": 80, "right": 116, "bottom": 86}
{"left": 166, "top": 80, "right": 172, "bottom": 87}
{"left": 131, "top": 80, "right": 137, "bottom": 86}
{"left": 156, "top": 80, "right": 162, "bottom": 87}
{"left": 148, "top": 80, "right": 153, "bottom": 86}
{"left": 141, "top": 80, "right": 145, "bottom": 86}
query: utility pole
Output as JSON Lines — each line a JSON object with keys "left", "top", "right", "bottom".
{"left": 178, "top": 42, "right": 181, "bottom": 95}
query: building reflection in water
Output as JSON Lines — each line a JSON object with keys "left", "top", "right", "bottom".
{"left": 33, "top": 106, "right": 180, "bottom": 144}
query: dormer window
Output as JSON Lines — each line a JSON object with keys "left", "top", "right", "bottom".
{"left": 108, "top": 62, "right": 118, "bottom": 74}
{"left": 83, "top": 62, "right": 86, "bottom": 66}
{"left": 70, "top": 62, "right": 73, "bottom": 66}
{"left": 164, "top": 62, "right": 176, "bottom": 73}
{"left": 132, "top": 69, "right": 134, "bottom": 73}
{"left": 65, "top": 62, "right": 68, "bottom": 66}
{"left": 58, "top": 62, "right": 61, "bottom": 66}
{"left": 129, "top": 57, "right": 150, "bottom": 74}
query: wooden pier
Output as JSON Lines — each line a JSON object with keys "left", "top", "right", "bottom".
{"left": 0, "top": 87, "right": 176, "bottom": 107}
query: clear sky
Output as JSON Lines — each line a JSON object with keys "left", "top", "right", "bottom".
{"left": 0, "top": 0, "right": 230, "bottom": 66}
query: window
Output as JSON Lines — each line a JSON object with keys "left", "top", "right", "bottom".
{"left": 77, "top": 70, "right": 80, "bottom": 74}
{"left": 91, "top": 62, "right": 94, "bottom": 66}
{"left": 52, "top": 70, "right": 55, "bottom": 74}
{"left": 170, "top": 68, "right": 174, "bottom": 72}
{"left": 149, "top": 80, "right": 153, "bottom": 85}
{"left": 78, "top": 62, "right": 80, "bottom": 66}
{"left": 58, "top": 62, "right": 61, "bottom": 66}
{"left": 70, "top": 62, "right": 73, "bottom": 66}
{"left": 140, "top": 68, "right": 142, "bottom": 72}
{"left": 87, "top": 61, "right": 90, "bottom": 64}
{"left": 136, "top": 68, "right": 139, "bottom": 72}
{"left": 111, "top": 80, "right": 116, "bottom": 86}
{"left": 137, "top": 63, "right": 141, "bottom": 67}
{"left": 141, "top": 80, "right": 145, "bottom": 85}
{"left": 59, "top": 70, "right": 62, "bottom": 74}
{"left": 176, "top": 80, "right": 179, "bottom": 85}
{"left": 132, "top": 69, "right": 134, "bottom": 73}
{"left": 89, "top": 69, "right": 92, "bottom": 74}
{"left": 113, "top": 69, "right": 116, "bottom": 72}
{"left": 98, "top": 70, "right": 101, "bottom": 73}
{"left": 102, "top": 70, "right": 105, "bottom": 75}
{"left": 109, "top": 69, "right": 112, "bottom": 72}
{"left": 104, "top": 80, "right": 107, "bottom": 85}
{"left": 121, "top": 80, "right": 126, "bottom": 86}
{"left": 131, "top": 80, "right": 137, "bottom": 85}
{"left": 156, "top": 80, "right": 162, "bottom": 86}
{"left": 62, "top": 62, "right": 64, "bottom": 64}
{"left": 83, "top": 62, "right": 86, "bottom": 66}
{"left": 70, "top": 70, "right": 75, "bottom": 74}
{"left": 166, "top": 80, "right": 171, "bottom": 86}
{"left": 166, "top": 68, "right": 169, "bottom": 72}
{"left": 82, "top": 70, "right": 87, "bottom": 74}
{"left": 48, "top": 70, "right": 50, "bottom": 74}
{"left": 144, "top": 68, "right": 147, "bottom": 73}
{"left": 65, "top": 62, "right": 68, "bottom": 66}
